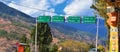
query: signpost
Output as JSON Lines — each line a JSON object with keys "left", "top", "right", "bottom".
{"left": 37, "top": 16, "right": 96, "bottom": 23}
{"left": 51, "top": 16, "right": 65, "bottom": 22}
{"left": 38, "top": 16, "right": 51, "bottom": 23}
{"left": 67, "top": 16, "right": 81, "bottom": 23}
{"left": 82, "top": 16, "right": 96, "bottom": 23}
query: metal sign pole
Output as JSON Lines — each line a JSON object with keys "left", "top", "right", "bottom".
{"left": 96, "top": 16, "right": 99, "bottom": 52}
{"left": 35, "top": 17, "right": 38, "bottom": 52}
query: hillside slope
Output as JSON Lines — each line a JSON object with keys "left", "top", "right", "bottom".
{"left": 0, "top": 2, "right": 35, "bottom": 52}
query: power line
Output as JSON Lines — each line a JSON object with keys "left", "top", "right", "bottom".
{"left": 1, "top": 0, "right": 55, "bottom": 13}
{"left": 1, "top": 0, "right": 77, "bottom": 16}
{"left": 2, "top": 0, "right": 97, "bottom": 16}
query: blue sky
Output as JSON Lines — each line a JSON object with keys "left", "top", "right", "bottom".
{"left": 0, "top": 0, "right": 94, "bottom": 17}
{"left": 0, "top": 0, "right": 107, "bottom": 38}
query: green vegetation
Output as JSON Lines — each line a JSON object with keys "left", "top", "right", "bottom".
{"left": 0, "top": 24, "right": 6, "bottom": 27}
{"left": 91, "top": 0, "right": 108, "bottom": 19}
{"left": 8, "top": 33, "right": 23, "bottom": 40}
{"left": 91, "top": 0, "right": 110, "bottom": 31}
{"left": 49, "top": 44, "right": 58, "bottom": 52}
{"left": 58, "top": 40, "right": 90, "bottom": 52}
{"left": 31, "top": 23, "right": 52, "bottom": 52}
{"left": 0, "top": 29, "right": 7, "bottom": 37}
{"left": 13, "top": 22, "right": 33, "bottom": 30}
{"left": 0, "top": 29, "right": 23, "bottom": 40}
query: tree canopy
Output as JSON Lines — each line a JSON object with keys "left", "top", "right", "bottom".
{"left": 31, "top": 23, "right": 52, "bottom": 52}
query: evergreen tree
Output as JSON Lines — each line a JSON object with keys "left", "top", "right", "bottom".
{"left": 31, "top": 23, "right": 52, "bottom": 52}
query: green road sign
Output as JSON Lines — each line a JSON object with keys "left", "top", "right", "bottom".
{"left": 67, "top": 16, "right": 81, "bottom": 23}
{"left": 82, "top": 16, "right": 96, "bottom": 23}
{"left": 51, "top": 16, "right": 65, "bottom": 22}
{"left": 38, "top": 16, "right": 50, "bottom": 23}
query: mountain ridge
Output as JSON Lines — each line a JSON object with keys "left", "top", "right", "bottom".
{"left": 0, "top": 2, "right": 35, "bottom": 51}
{"left": 0, "top": 2, "right": 35, "bottom": 23}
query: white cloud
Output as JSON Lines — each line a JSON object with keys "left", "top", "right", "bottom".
{"left": 64, "top": 0, "right": 93, "bottom": 16}
{"left": 50, "top": 0, "right": 65, "bottom": 5}
{"left": 7, "top": 0, "right": 56, "bottom": 17}
{"left": 44, "top": 8, "right": 57, "bottom": 16}
{"left": 31, "top": 8, "right": 57, "bottom": 17}
{"left": 8, "top": 3, "right": 37, "bottom": 15}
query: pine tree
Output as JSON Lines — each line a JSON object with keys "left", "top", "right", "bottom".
{"left": 31, "top": 23, "right": 52, "bottom": 52}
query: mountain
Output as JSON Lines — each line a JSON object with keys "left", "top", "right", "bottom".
{"left": 50, "top": 20, "right": 107, "bottom": 39}
{"left": 0, "top": 2, "right": 35, "bottom": 52}
{"left": 49, "top": 22, "right": 106, "bottom": 45}
{"left": 0, "top": 2, "right": 35, "bottom": 23}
